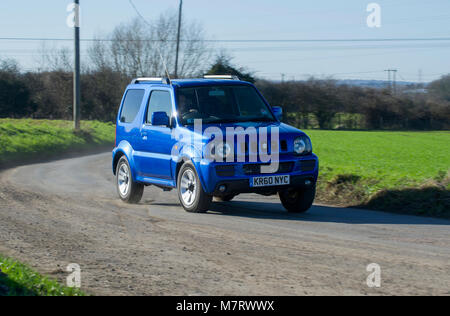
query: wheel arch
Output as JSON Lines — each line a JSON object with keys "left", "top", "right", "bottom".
{"left": 112, "top": 141, "right": 137, "bottom": 180}
{"left": 174, "top": 156, "right": 207, "bottom": 191}
{"left": 175, "top": 156, "right": 190, "bottom": 181}
{"left": 173, "top": 143, "right": 207, "bottom": 188}
{"left": 113, "top": 151, "right": 126, "bottom": 175}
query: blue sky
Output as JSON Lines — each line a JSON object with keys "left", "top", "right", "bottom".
{"left": 1, "top": 0, "right": 449, "bottom": 82}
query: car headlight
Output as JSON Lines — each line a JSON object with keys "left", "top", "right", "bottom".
{"left": 216, "top": 143, "right": 231, "bottom": 158}
{"left": 294, "top": 136, "right": 312, "bottom": 155}
{"left": 207, "top": 142, "right": 232, "bottom": 160}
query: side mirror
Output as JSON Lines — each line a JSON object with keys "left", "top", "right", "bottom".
{"left": 272, "top": 106, "right": 283, "bottom": 121}
{"left": 151, "top": 111, "right": 170, "bottom": 127}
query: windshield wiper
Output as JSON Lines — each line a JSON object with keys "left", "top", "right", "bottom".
{"left": 205, "top": 118, "right": 241, "bottom": 124}
{"left": 204, "top": 117, "right": 276, "bottom": 124}
{"left": 240, "top": 117, "right": 276, "bottom": 123}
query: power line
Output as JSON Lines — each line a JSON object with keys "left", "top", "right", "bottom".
{"left": 127, "top": 0, "right": 171, "bottom": 78}
{"left": 1, "top": 36, "right": 450, "bottom": 43}
{"left": 127, "top": 0, "right": 152, "bottom": 27}
{"left": 197, "top": 37, "right": 450, "bottom": 43}
{"left": 330, "top": 70, "right": 385, "bottom": 76}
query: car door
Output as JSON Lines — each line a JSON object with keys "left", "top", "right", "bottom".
{"left": 136, "top": 88, "right": 176, "bottom": 180}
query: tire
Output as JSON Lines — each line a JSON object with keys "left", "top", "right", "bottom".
{"left": 214, "top": 194, "right": 235, "bottom": 202}
{"left": 116, "top": 156, "right": 144, "bottom": 204}
{"left": 279, "top": 185, "right": 316, "bottom": 213}
{"left": 177, "top": 162, "right": 212, "bottom": 213}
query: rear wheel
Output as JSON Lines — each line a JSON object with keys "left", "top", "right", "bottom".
{"left": 279, "top": 185, "right": 316, "bottom": 213}
{"left": 177, "top": 162, "right": 212, "bottom": 213}
{"left": 116, "top": 156, "right": 144, "bottom": 204}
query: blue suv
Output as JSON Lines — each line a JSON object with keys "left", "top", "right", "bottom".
{"left": 113, "top": 76, "right": 319, "bottom": 213}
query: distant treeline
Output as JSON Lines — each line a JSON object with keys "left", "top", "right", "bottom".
{"left": 0, "top": 63, "right": 128, "bottom": 122}
{"left": 0, "top": 59, "right": 449, "bottom": 130}
{"left": 257, "top": 79, "right": 450, "bottom": 130}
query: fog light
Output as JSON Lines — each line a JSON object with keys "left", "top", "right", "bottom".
{"left": 305, "top": 180, "right": 312, "bottom": 186}
{"left": 219, "top": 185, "right": 227, "bottom": 193}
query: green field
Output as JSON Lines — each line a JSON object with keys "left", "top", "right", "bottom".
{"left": 0, "top": 119, "right": 115, "bottom": 167}
{"left": 0, "top": 119, "right": 448, "bottom": 217}
{"left": 306, "top": 130, "right": 450, "bottom": 217}
{"left": 308, "top": 130, "right": 450, "bottom": 190}
{"left": 0, "top": 255, "right": 85, "bottom": 296}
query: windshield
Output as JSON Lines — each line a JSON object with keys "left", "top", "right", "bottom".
{"left": 176, "top": 85, "right": 276, "bottom": 125}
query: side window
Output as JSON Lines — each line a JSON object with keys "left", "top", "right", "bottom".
{"left": 120, "top": 89, "right": 145, "bottom": 123}
{"left": 146, "top": 90, "right": 173, "bottom": 124}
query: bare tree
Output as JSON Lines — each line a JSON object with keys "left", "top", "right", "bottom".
{"left": 0, "top": 57, "right": 20, "bottom": 74}
{"left": 88, "top": 11, "right": 211, "bottom": 78}
{"left": 36, "top": 42, "right": 73, "bottom": 72}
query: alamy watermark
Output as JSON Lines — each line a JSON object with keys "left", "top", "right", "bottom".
{"left": 366, "top": 263, "right": 381, "bottom": 288}
{"left": 66, "top": 263, "right": 81, "bottom": 288}
{"left": 170, "top": 119, "right": 281, "bottom": 174}
{"left": 66, "top": 3, "right": 80, "bottom": 28}
{"left": 366, "top": 3, "right": 381, "bottom": 28}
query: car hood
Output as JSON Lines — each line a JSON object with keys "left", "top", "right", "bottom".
{"left": 182, "top": 121, "right": 307, "bottom": 140}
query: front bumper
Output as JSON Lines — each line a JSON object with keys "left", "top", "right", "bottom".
{"left": 213, "top": 175, "right": 316, "bottom": 196}
{"left": 196, "top": 154, "right": 319, "bottom": 195}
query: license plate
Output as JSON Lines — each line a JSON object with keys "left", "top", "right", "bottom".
{"left": 251, "top": 175, "right": 290, "bottom": 188}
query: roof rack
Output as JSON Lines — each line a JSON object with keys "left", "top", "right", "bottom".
{"left": 203, "top": 75, "right": 240, "bottom": 81}
{"left": 131, "top": 77, "right": 171, "bottom": 85}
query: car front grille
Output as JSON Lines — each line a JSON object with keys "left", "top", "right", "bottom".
{"left": 239, "top": 140, "right": 289, "bottom": 154}
{"left": 215, "top": 165, "right": 236, "bottom": 177}
{"left": 243, "top": 162, "right": 294, "bottom": 175}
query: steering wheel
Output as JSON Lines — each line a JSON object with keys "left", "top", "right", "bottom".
{"left": 182, "top": 109, "right": 199, "bottom": 120}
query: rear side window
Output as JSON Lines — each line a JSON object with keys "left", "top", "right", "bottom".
{"left": 146, "top": 90, "right": 173, "bottom": 124}
{"left": 120, "top": 89, "right": 145, "bottom": 123}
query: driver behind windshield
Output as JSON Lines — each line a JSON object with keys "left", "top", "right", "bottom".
{"left": 177, "top": 85, "right": 276, "bottom": 125}
{"left": 177, "top": 93, "right": 198, "bottom": 118}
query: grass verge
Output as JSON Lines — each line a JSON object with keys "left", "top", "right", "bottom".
{"left": 0, "top": 119, "right": 115, "bottom": 168}
{"left": 307, "top": 130, "right": 450, "bottom": 219}
{"left": 0, "top": 255, "right": 85, "bottom": 296}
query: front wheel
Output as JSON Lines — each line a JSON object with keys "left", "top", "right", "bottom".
{"left": 116, "top": 156, "right": 144, "bottom": 204}
{"left": 177, "top": 162, "right": 212, "bottom": 213}
{"left": 214, "top": 194, "right": 236, "bottom": 202}
{"left": 279, "top": 186, "right": 316, "bottom": 213}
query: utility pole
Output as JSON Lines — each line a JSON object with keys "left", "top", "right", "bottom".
{"left": 392, "top": 69, "right": 397, "bottom": 94}
{"left": 174, "top": 0, "right": 183, "bottom": 79}
{"left": 384, "top": 69, "right": 397, "bottom": 94}
{"left": 385, "top": 69, "right": 391, "bottom": 91}
{"left": 73, "top": 0, "right": 81, "bottom": 130}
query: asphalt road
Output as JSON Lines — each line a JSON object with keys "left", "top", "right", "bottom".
{"left": 0, "top": 152, "right": 449, "bottom": 295}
